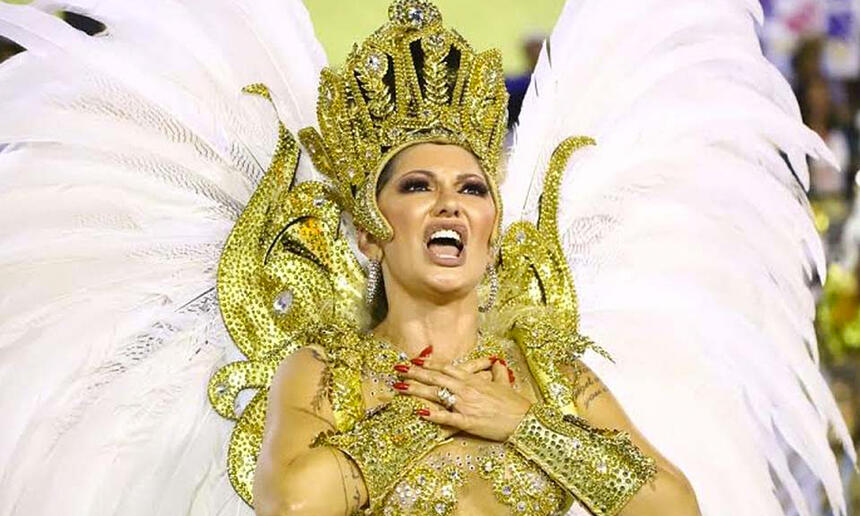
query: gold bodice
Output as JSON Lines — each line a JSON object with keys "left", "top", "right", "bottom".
{"left": 325, "top": 334, "right": 571, "bottom": 516}
{"left": 377, "top": 436, "right": 567, "bottom": 516}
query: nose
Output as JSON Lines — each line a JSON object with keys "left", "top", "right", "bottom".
{"left": 432, "top": 186, "right": 461, "bottom": 217}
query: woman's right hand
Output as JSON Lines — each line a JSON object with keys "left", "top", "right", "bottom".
{"left": 386, "top": 351, "right": 495, "bottom": 440}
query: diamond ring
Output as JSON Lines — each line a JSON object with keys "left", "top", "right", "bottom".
{"left": 436, "top": 387, "right": 456, "bottom": 409}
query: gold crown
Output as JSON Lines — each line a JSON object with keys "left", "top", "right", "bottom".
{"left": 299, "top": 0, "right": 509, "bottom": 241}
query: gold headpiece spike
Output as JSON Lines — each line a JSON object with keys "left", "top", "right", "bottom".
{"left": 299, "top": 0, "right": 508, "bottom": 241}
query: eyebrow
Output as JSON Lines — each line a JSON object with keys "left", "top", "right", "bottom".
{"left": 400, "top": 169, "right": 487, "bottom": 182}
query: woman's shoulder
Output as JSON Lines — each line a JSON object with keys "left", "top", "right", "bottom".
{"left": 269, "top": 345, "right": 332, "bottom": 415}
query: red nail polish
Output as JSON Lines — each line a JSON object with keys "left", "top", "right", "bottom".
{"left": 419, "top": 345, "right": 433, "bottom": 358}
{"left": 410, "top": 358, "right": 425, "bottom": 366}
{"left": 416, "top": 408, "right": 430, "bottom": 417}
{"left": 489, "top": 355, "right": 499, "bottom": 364}
{"left": 508, "top": 369, "right": 515, "bottom": 384}
{"left": 393, "top": 382, "right": 409, "bottom": 391}
{"left": 498, "top": 358, "right": 508, "bottom": 367}
{"left": 394, "top": 364, "right": 410, "bottom": 373}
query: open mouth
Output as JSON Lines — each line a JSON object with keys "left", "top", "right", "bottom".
{"left": 426, "top": 228, "right": 464, "bottom": 258}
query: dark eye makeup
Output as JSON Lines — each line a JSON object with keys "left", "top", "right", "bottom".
{"left": 395, "top": 172, "right": 489, "bottom": 197}
{"left": 398, "top": 177, "right": 431, "bottom": 193}
{"left": 461, "top": 180, "right": 489, "bottom": 196}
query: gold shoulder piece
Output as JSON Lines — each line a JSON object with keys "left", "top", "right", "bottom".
{"left": 208, "top": 84, "right": 368, "bottom": 506}
{"left": 495, "top": 136, "right": 601, "bottom": 415}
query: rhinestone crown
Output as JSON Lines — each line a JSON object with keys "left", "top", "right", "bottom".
{"left": 299, "top": 0, "right": 509, "bottom": 240}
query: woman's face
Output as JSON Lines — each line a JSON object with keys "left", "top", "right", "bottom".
{"left": 362, "top": 143, "right": 497, "bottom": 303}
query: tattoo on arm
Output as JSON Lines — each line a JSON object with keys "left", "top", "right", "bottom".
{"left": 328, "top": 448, "right": 350, "bottom": 513}
{"left": 572, "top": 372, "right": 609, "bottom": 411}
{"left": 310, "top": 351, "right": 332, "bottom": 413}
{"left": 348, "top": 456, "right": 363, "bottom": 508}
{"left": 571, "top": 375, "right": 596, "bottom": 401}
{"left": 583, "top": 385, "right": 609, "bottom": 410}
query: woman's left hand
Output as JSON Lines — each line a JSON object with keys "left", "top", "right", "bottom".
{"left": 394, "top": 355, "right": 533, "bottom": 442}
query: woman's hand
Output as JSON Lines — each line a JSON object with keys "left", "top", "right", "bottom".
{"left": 393, "top": 355, "right": 533, "bottom": 442}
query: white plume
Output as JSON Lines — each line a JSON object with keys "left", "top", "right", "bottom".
{"left": 504, "top": 1, "right": 853, "bottom": 515}
{"left": 0, "top": 0, "right": 325, "bottom": 514}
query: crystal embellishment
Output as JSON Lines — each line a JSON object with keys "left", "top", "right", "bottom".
{"left": 213, "top": 382, "right": 227, "bottom": 396}
{"left": 440, "top": 483, "right": 454, "bottom": 499}
{"left": 272, "top": 290, "right": 293, "bottom": 314}
{"left": 407, "top": 6, "right": 425, "bottom": 26}
{"left": 366, "top": 52, "right": 386, "bottom": 75}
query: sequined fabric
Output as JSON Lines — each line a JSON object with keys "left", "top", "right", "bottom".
{"left": 379, "top": 438, "right": 568, "bottom": 516}
{"left": 508, "top": 404, "right": 657, "bottom": 516}
{"left": 325, "top": 334, "right": 570, "bottom": 516}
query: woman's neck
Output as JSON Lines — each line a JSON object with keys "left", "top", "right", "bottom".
{"left": 373, "top": 288, "right": 481, "bottom": 363}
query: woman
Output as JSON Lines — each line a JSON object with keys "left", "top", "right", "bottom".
{"left": 252, "top": 140, "right": 700, "bottom": 515}
{"left": 0, "top": 0, "right": 850, "bottom": 515}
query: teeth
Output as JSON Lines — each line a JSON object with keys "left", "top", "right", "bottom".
{"left": 429, "top": 229, "right": 461, "bottom": 243}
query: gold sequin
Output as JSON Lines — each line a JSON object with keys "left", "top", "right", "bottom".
{"left": 508, "top": 403, "right": 657, "bottom": 516}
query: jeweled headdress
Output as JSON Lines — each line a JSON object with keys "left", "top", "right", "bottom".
{"left": 298, "top": 0, "right": 509, "bottom": 241}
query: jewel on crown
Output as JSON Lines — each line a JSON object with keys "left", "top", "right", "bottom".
{"left": 299, "top": 0, "right": 509, "bottom": 241}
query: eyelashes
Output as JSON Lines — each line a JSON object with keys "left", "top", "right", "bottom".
{"left": 398, "top": 177, "right": 430, "bottom": 193}
{"left": 396, "top": 177, "right": 489, "bottom": 197}
{"left": 461, "top": 181, "right": 489, "bottom": 196}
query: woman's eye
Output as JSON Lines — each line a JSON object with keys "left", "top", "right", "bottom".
{"left": 461, "top": 181, "right": 489, "bottom": 196}
{"left": 399, "top": 178, "right": 430, "bottom": 193}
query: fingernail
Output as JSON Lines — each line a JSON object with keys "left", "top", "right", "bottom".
{"left": 498, "top": 358, "right": 508, "bottom": 367}
{"left": 489, "top": 355, "right": 499, "bottom": 364}
{"left": 419, "top": 345, "right": 433, "bottom": 357}
{"left": 410, "top": 358, "right": 425, "bottom": 366}
{"left": 394, "top": 364, "right": 410, "bottom": 373}
{"left": 416, "top": 408, "right": 430, "bottom": 417}
{"left": 508, "top": 368, "right": 515, "bottom": 384}
{"left": 393, "top": 382, "right": 409, "bottom": 391}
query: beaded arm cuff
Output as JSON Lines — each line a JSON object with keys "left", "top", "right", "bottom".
{"left": 507, "top": 402, "right": 657, "bottom": 516}
{"left": 314, "top": 398, "right": 445, "bottom": 513}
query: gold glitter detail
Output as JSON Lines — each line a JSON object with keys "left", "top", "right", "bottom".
{"left": 496, "top": 136, "right": 601, "bottom": 415}
{"left": 508, "top": 403, "right": 657, "bottom": 516}
{"left": 298, "top": 0, "right": 508, "bottom": 241}
{"left": 475, "top": 443, "right": 566, "bottom": 515}
{"left": 209, "top": 83, "right": 368, "bottom": 505}
{"left": 381, "top": 441, "right": 566, "bottom": 516}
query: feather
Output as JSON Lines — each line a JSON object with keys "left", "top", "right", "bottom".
{"left": 0, "top": 1, "right": 324, "bottom": 513}
{"left": 504, "top": 0, "right": 853, "bottom": 515}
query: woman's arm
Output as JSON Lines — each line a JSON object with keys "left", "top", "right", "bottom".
{"left": 253, "top": 347, "right": 368, "bottom": 516}
{"left": 396, "top": 353, "right": 701, "bottom": 515}
{"left": 567, "top": 361, "right": 701, "bottom": 516}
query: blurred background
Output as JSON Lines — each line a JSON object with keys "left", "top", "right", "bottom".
{"left": 1, "top": 0, "right": 859, "bottom": 513}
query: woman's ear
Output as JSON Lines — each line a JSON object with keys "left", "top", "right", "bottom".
{"left": 357, "top": 228, "right": 383, "bottom": 262}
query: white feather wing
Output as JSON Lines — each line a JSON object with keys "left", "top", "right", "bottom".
{"left": 503, "top": 1, "right": 853, "bottom": 515}
{"left": 0, "top": 1, "right": 325, "bottom": 514}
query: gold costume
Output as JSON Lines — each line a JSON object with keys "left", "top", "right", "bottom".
{"left": 208, "top": 1, "right": 656, "bottom": 514}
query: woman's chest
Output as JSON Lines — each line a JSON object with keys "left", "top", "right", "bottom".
{"left": 377, "top": 436, "right": 567, "bottom": 516}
